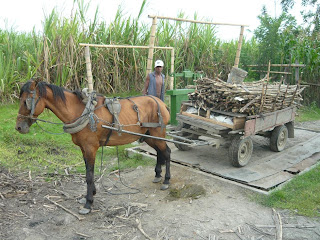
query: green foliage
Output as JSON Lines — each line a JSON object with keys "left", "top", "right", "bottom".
{"left": 254, "top": 7, "right": 298, "bottom": 65}
{"left": 0, "top": 0, "right": 319, "bottom": 106}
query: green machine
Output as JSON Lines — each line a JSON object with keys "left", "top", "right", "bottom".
{"left": 166, "top": 70, "right": 202, "bottom": 125}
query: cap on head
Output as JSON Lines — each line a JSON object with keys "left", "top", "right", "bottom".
{"left": 154, "top": 59, "right": 164, "bottom": 68}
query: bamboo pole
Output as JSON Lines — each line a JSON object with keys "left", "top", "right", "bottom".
{"left": 247, "top": 64, "right": 305, "bottom": 67}
{"left": 79, "top": 43, "right": 173, "bottom": 50}
{"left": 234, "top": 26, "right": 245, "bottom": 68}
{"left": 146, "top": 16, "right": 158, "bottom": 76}
{"left": 148, "top": 15, "right": 248, "bottom": 27}
{"left": 84, "top": 46, "right": 93, "bottom": 93}
{"left": 266, "top": 60, "right": 271, "bottom": 82}
{"left": 80, "top": 43, "right": 174, "bottom": 89}
{"left": 170, "top": 48, "right": 175, "bottom": 90}
{"left": 250, "top": 70, "right": 292, "bottom": 75}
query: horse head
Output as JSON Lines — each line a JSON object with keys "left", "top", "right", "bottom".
{"left": 15, "top": 79, "right": 46, "bottom": 134}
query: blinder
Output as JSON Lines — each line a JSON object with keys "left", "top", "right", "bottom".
{"left": 25, "top": 90, "right": 40, "bottom": 117}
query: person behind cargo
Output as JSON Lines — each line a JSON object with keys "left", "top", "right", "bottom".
{"left": 142, "top": 59, "right": 165, "bottom": 101}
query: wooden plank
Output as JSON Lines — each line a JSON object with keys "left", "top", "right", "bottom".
{"left": 233, "top": 117, "right": 246, "bottom": 130}
{"left": 251, "top": 70, "right": 292, "bottom": 75}
{"left": 246, "top": 106, "right": 295, "bottom": 120}
{"left": 176, "top": 114, "right": 228, "bottom": 132}
{"left": 301, "top": 81, "right": 320, "bottom": 87}
{"left": 148, "top": 15, "right": 249, "bottom": 27}
{"left": 247, "top": 64, "right": 305, "bottom": 67}
{"left": 248, "top": 171, "right": 294, "bottom": 190}
{"left": 286, "top": 152, "right": 320, "bottom": 173}
{"left": 210, "top": 109, "right": 248, "bottom": 118}
{"left": 181, "top": 101, "right": 248, "bottom": 117}
{"left": 181, "top": 112, "right": 235, "bottom": 129}
{"left": 79, "top": 43, "right": 173, "bottom": 50}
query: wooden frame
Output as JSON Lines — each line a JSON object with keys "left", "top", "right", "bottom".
{"left": 146, "top": 15, "right": 249, "bottom": 85}
{"left": 79, "top": 43, "right": 175, "bottom": 91}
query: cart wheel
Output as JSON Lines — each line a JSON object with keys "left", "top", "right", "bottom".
{"left": 174, "top": 123, "right": 198, "bottom": 151}
{"left": 228, "top": 136, "right": 253, "bottom": 167}
{"left": 270, "top": 125, "right": 288, "bottom": 152}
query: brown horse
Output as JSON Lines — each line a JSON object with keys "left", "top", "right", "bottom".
{"left": 15, "top": 79, "right": 171, "bottom": 214}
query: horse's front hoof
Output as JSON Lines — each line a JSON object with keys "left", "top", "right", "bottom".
{"left": 152, "top": 177, "right": 162, "bottom": 183}
{"left": 79, "top": 207, "right": 91, "bottom": 215}
{"left": 160, "top": 184, "right": 169, "bottom": 190}
{"left": 78, "top": 198, "right": 86, "bottom": 204}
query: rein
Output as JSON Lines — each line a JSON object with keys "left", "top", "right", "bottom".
{"left": 17, "top": 103, "right": 108, "bottom": 135}
{"left": 20, "top": 85, "right": 163, "bottom": 135}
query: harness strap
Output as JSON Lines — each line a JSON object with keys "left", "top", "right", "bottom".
{"left": 140, "top": 122, "right": 164, "bottom": 128}
{"left": 127, "top": 98, "right": 141, "bottom": 124}
{"left": 63, "top": 93, "right": 97, "bottom": 134}
{"left": 103, "top": 115, "right": 114, "bottom": 146}
{"left": 144, "top": 95, "right": 165, "bottom": 131}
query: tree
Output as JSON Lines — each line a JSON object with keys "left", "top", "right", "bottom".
{"left": 280, "top": 0, "right": 320, "bottom": 37}
{"left": 254, "top": 6, "right": 298, "bottom": 65}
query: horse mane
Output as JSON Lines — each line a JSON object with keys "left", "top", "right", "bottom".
{"left": 20, "top": 80, "right": 83, "bottom": 103}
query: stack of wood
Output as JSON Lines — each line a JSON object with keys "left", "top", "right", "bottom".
{"left": 188, "top": 77, "right": 305, "bottom": 115}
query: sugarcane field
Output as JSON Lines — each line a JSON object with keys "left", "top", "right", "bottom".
{"left": 1, "top": 0, "right": 320, "bottom": 239}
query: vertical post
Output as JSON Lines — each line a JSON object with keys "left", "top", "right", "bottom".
{"left": 84, "top": 46, "right": 94, "bottom": 93}
{"left": 267, "top": 60, "right": 271, "bottom": 82}
{"left": 234, "top": 26, "right": 245, "bottom": 68}
{"left": 146, "top": 16, "right": 158, "bottom": 76}
{"left": 295, "top": 59, "right": 299, "bottom": 84}
{"left": 170, "top": 48, "right": 175, "bottom": 90}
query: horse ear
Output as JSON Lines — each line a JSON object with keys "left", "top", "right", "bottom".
{"left": 34, "top": 77, "right": 42, "bottom": 85}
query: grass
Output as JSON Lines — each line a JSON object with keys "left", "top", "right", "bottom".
{"left": 257, "top": 164, "right": 320, "bottom": 217}
{"left": 0, "top": 103, "right": 153, "bottom": 181}
{"left": 296, "top": 102, "right": 320, "bottom": 122}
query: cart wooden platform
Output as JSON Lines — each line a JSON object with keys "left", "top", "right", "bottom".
{"left": 168, "top": 101, "right": 296, "bottom": 167}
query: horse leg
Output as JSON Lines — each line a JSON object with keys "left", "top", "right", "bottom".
{"left": 79, "top": 145, "right": 98, "bottom": 215}
{"left": 145, "top": 138, "right": 171, "bottom": 190}
{"left": 160, "top": 144, "right": 171, "bottom": 190}
{"left": 152, "top": 148, "right": 163, "bottom": 183}
{"left": 82, "top": 156, "right": 97, "bottom": 195}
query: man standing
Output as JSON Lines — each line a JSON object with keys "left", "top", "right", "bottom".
{"left": 142, "top": 60, "right": 165, "bottom": 101}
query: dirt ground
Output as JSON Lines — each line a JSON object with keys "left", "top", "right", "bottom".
{"left": 1, "top": 121, "right": 320, "bottom": 240}
{"left": 1, "top": 163, "right": 320, "bottom": 240}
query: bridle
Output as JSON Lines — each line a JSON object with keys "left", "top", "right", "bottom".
{"left": 25, "top": 89, "right": 41, "bottom": 117}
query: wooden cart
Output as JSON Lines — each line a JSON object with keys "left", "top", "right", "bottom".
{"left": 168, "top": 101, "right": 296, "bottom": 167}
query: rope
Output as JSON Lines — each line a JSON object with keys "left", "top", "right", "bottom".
{"left": 35, "top": 121, "right": 65, "bottom": 135}
{"left": 98, "top": 145, "right": 140, "bottom": 195}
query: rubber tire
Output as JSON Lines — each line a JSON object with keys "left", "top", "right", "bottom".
{"left": 270, "top": 125, "right": 288, "bottom": 152}
{"left": 228, "top": 136, "right": 253, "bottom": 167}
{"left": 174, "top": 123, "right": 198, "bottom": 151}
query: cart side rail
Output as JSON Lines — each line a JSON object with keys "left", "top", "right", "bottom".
{"left": 244, "top": 106, "right": 296, "bottom": 137}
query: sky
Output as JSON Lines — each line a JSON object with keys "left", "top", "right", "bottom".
{"left": 0, "top": 0, "right": 306, "bottom": 41}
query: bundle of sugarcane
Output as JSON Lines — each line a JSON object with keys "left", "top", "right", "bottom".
{"left": 188, "top": 77, "right": 305, "bottom": 115}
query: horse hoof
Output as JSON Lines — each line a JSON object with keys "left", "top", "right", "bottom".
{"left": 152, "top": 177, "right": 162, "bottom": 183}
{"left": 160, "top": 184, "right": 169, "bottom": 190}
{"left": 79, "top": 207, "right": 91, "bottom": 215}
{"left": 78, "top": 198, "right": 86, "bottom": 204}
